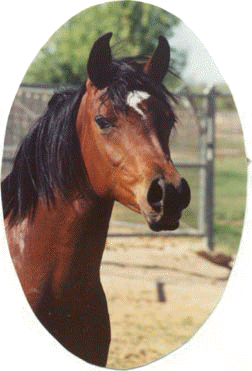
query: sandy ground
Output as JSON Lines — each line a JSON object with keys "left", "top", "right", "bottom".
{"left": 101, "top": 237, "right": 232, "bottom": 369}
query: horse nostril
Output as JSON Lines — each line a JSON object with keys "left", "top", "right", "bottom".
{"left": 179, "top": 178, "right": 191, "bottom": 209}
{"left": 147, "top": 178, "right": 164, "bottom": 212}
{"left": 147, "top": 177, "right": 190, "bottom": 214}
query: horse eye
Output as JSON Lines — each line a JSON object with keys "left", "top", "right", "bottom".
{"left": 95, "top": 116, "right": 114, "bottom": 130}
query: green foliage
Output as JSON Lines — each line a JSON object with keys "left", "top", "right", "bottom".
{"left": 184, "top": 83, "right": 236, "bottom": 111}
{"left": 216, "top": 84, "right": 236, "bottom": 111}
{"left": 23, "top": 1, "right": 184, "bottom": 86}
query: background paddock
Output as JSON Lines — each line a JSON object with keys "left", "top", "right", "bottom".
{"left": 102, "top": 236, "right": 231, "bottom": 369}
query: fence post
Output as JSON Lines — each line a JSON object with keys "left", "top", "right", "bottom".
{"left": 156, "top": 280, "right": 166, "bottom": 302}
{"left": 198, "top": 90, "right": 208, "bottom": 235}
{"left": 205, "top": 87, "right": 216, "bottom": 251}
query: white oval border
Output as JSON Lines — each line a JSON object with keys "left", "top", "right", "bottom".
{"left": 1, "top": 1, "right": 251, "bottom": 370}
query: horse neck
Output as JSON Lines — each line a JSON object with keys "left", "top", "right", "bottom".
{"left": 7, "top": 194, "right": 114, "bottom": 309}
{"left": 57, "top": 195, "right": 114, "bottom": 290}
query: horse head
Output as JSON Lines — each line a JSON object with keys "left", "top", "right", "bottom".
{"left": 77, "top": 33, "right": 190, "bottom": 231}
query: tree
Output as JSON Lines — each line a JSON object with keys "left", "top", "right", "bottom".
{"left": 24, "top": 1, "right": 186, "bottom": 88}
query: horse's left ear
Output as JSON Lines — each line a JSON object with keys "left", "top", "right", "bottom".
{"left": 144, "top": 36, "right": 170, "bottom": 83}
{"left": 87, "top": 32, "right": 113, "bottom": 89}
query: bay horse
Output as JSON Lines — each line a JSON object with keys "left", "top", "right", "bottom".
{"left": 1, "top": 33, "right": 190, "bottom": 367}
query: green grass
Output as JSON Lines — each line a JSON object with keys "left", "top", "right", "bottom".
{"left": 214, "top": 156, "right": 247, "bottom": 253}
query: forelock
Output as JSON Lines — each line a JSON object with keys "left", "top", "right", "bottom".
{"left": 104, "top": 57, "right": 175, "bottom": 112}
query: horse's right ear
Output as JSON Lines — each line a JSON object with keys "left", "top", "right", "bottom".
{"left": 144, "top": 36, "right": 170, "bottom": 83}
{"left": 87, "top": 32, "right": 113, "bottom": 89}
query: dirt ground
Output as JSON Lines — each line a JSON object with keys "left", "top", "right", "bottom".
{"left": 101, "top": 237, "right": 232, "bottom": 369}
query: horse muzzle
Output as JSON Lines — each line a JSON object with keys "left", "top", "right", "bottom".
{"left": 143, "top": 177, "right": 191, "bottom": 231}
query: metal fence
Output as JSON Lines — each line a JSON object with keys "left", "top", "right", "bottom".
{"left": 1, "top": 84, "right": 235, "bottom": 250}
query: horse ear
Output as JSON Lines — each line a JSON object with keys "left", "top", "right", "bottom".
{"left": 87, "top": 32, "right": 113, "bottom": 89}
{"left": 144, "top": 36, "right": 170, "bottom": 83}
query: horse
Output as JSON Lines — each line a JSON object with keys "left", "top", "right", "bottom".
{"left": 1, "top": 33, "right": 190, "bottom": 367}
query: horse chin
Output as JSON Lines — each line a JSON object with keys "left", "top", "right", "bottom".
{"left": 148, "top": 220, "right": 180, "bottom": 232}
{"left": 142, "top": 208, "right": 181, "bottom": 232}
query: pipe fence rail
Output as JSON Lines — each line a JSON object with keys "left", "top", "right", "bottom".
{"left": 1, "top": 83, "right": 234, "bottom": 251}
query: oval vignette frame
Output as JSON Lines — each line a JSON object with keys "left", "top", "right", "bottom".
{"left": 0, "top": 1, "right": 252, "bottom": 371}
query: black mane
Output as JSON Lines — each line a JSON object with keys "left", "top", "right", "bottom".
{"left": 2, "top": 85, "right": 88, "bottom": 223}
{"left": 1, "top": 56, "right": 176, "bottom": 223}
